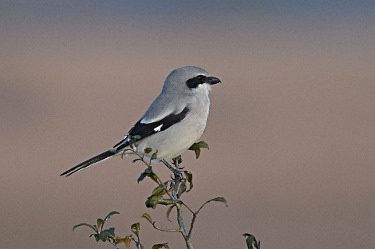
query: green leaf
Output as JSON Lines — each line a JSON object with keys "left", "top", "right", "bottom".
{"left": 150, "top": 173, "right": 159, "bottom": 183}
{"left": 144, "top": 147, "right": 152, "bottom": 154}
{"left": 144, "top": 167, "right": 152, "bottom": 173}
{"left": 188, "top": 141, "right": 209, "bottom": 159}
{"left": 97, "top": 218, "right": 104, "bottom": 230}
{"left": 137, "top": 172, "right": 147, "bottom": 183}
{"left": 99, "top": 230, "right": 109, "bottom": 242}
{"left": 243, "top": 233, "right": 260, "bottom": 249}
{"left": 105, "top": 227, "right": 116, "bottom": 237}
{"left": 131, "top": 222, "right": 140, "bottom": 236}
{"left": 72, "top": 223, "right": 96, "bottom": 231}
{"left": 151, "top": 150, "right": 158, "bottom": 160}
{"left": 115, "top": 236, "right": 124, "bottom": 244}
{"left": 166, "top": 204, "right": 176, "bottom": 222}
{"left": 157, "top": 198, "right": 174, "bottom": 206}
{"left": 183, "top": 171, "right": 193, "bottom": 191}
{"left": 137, "top": 168, "right": 158, "bottom": 184}
{"left": 177, "top": 182, "right": 186, "bottom": 198}
{"left": 151, "top": 243, "right": 169, "bottom": 249}
{"left": 206, "top": 197, "right": 228, "bottom": 207}
{"left": 104, "top": 211, "right": 120, "bottom": 222}
{"left": 189, "top": 141, "right": 209, "bottom": 150}
{"left": 168, "top": 183, "right": 175, "bottom": 193}
{"left": 141, "top": 213, "right": 153, "bottom": 224}
{"left": 196, "top": 149, "right": 202, "bottom": 158}
{"left": 151, "top": 182, "right": 168, "bottom": 196}
{"left": 145, "top": 195, "right": 162, "bottom": 208}
{"left": 91, "top": 233, "right": 100, "bottom": 242}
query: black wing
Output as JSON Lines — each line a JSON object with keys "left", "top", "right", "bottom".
{"left": 114, "top": 106, "right": 190, "bottom": 151}
{"left": 61, "top": 107, "right": 190, "bottom": 177}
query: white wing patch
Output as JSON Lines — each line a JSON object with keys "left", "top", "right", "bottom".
{"left": 153, "top": 124, "right": 163, "bottom": 132}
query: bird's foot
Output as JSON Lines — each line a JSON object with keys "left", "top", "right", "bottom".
{"left": 172, "top": 155, "right": 183, "bottom": 165}
{"left": 162, "top": 159, "right": 183, "bottom": 179}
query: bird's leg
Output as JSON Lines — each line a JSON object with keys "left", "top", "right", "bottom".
{"left": 168, "top": 157, "right": 184, "bottom": 201}
{"left": 162, "top": 159, "right": 182, "bottom": 176}
{"left": 172, "top": 155, "right": 183, "bottom": 168}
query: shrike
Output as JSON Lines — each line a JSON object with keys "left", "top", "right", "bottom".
{"left": 61, "top": 66, "right": 221, "bottom": 177}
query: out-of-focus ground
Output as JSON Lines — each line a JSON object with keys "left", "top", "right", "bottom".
{"left": 1, "top": 1, "right": 375, "bottom": 248}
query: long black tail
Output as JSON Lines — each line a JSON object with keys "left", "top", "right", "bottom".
{"left": 60, "top": 150, "right": 116, "bottom": 177}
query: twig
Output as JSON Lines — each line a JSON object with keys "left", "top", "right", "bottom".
{"left": 129, "top": 148, "right": 194, "bottom": 248}
{"left": 172, "top": 159, "right": 194, "bottom": 249}
{"left": 151, "top": 222, "right": 180, "bottom": 233}
{"left": 129, "top": 148, "right": 175, "bottom": 200}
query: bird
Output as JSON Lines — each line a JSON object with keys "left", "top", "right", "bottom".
{"left": 60, "top": 66, "right": 221, "bottom": 177}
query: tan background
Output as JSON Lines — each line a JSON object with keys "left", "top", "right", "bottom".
{"left": 1, "top": 1, "right": 375, "bottom": 248}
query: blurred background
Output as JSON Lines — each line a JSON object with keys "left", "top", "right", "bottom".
{"left": 1, "top": 1, "right": 375, "bottom": 248}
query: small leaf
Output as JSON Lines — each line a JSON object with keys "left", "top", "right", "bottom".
{"left": 188, "top": 141, "right": 209, "bottom": 159}
{"left": 197, "top": 141, "right": 209, "bottom": 149}
{"left": 166, "top": 204, "right": 176, "bottom": 222}
{"left": 92, "top": 233, "right": 100, "bottom": 242}
{"left": 104, "top": 211, "right": 120, "bottom": 222}
{"left": 151, "top": 182, "right": 168, "bottom": 196}
{"left": 152, "top": 243, "right": 169, "bottom": 249}
{"left": 137, "top": 172, "right": 147, "bottom": 183}
{"left": 145, "top": 195, "right": 162, "bottom": 208}
{"left": 97, "top": 219, "right": 104, "bottom": 230}
{"left": 243, "top": 233, "right": 260, "bottom": 249}
{"left": 116, "top": 235, "right": 132, "bottom": 248}
{"left": 189, "top": 141, "right": 209, "bottom": 150}
{"left": 115, "top": 236, "right": 124, "bottom": 244}
{"left": 193, "top": 148, "right": 201, "bottom": 159}
{"left": 151, "top": 150, "right": 158, "bottom": 160}
{"left": 72, "top": 223, "right": 96, "bottom": 231}
{"left": 168, "top": 183, "right": 175, "bottom": 193}
{"left": 137, "top": 168, "right": 158, "bottom": 184}
{"left": 141, "top": 213, "right": 153, "bottom": 224}
{"left": 148, "top": 172, "right": 159, "bottom": 183}
{"left": 131, "top": 222, "right": 140, "bottom": 236}
{"left": 157, "top": 198, "right": 173, "bottom": 206}
{"left": 144, "top": 147, "right": 152, "bottom": 154}
{"left": 177, "top": 182, "right": 186, "bottom": 198}
{"left": 207, "top": 197, "right": 228, "bottom": 207}
{"left": 183, "top": 171, "right": 193, "bottom": 191}
{"left": 144, "top": 167, "right": 152, "bottom": 173}
{"left": 99, "top": 230, "right": 109, "bottom": 242}
{"left": 105, "top": 227, "right": 116, "bottom": 237}
{"left": 124, "top": 235, "right": 132, "bottom": 248}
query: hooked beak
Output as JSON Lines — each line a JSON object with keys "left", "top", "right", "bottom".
{"left": 207, "top": 76, "right": 221, "bottom": 85}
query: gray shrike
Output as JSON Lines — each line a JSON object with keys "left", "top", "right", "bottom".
{"left": 61, "top": 66, "right": 221, "bottom": 177}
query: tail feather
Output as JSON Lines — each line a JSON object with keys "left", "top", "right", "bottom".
{"left": 60, "top": 150, "right": 116, "bottom": 177}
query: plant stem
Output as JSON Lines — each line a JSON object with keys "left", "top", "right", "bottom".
{"left": 131, "top": 149, "right": 194, "bottom": 248}
{"left": 173, "top": 159, "right": 194, "bottom": 249}
{"left": 177, "top": 203, "right": 193, "bottom": 249}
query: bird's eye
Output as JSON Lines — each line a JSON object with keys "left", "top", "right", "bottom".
{"left": 186, "top": 75, "right": 207, "bottom": 89}
{"left": 196, "top": 75, "right": 207, "bottom": 83}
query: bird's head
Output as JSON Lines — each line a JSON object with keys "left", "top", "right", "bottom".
{"left": 162, "top": 66, "right": 221, "bottom": 95}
